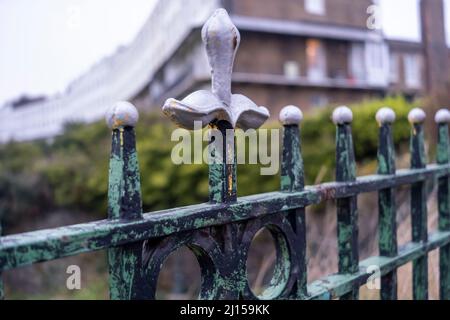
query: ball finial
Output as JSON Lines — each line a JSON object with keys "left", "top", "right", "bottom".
{"left": 279, "top": 105, "right": 303, "bottom": 125}
{"left": 434, "top": 109, "right": 450, "bottom": 124}
{"left": 408, "top": 108, "right": 426, "bottom": 124}
{"left": 332, "top": 106, "right": 353, "bottom": 125}
{"left": 376, "top": 107, "right": 396, "bottom": 125}
{"left": 106, "top": 101, "right": 139, "bottom": 129}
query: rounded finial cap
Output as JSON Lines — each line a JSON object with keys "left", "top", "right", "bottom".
{"left": 376, "top": 107, "right": 396, "bottom": 125}
{"left": 332, "top": 106, "right": 353, "bottom": 125}
{"left": 106, "top": 101, "right": 139, "bottom": 129}
{"left": 279, "top": 105, "right": 303, "bottom": 125}
{"left": 434, "top": 109, "right": 450, "bottom": 123}
{"left": 408, "top": 108, "right": 426, "bottom": 124}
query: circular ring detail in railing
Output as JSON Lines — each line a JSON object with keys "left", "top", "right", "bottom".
{"left": 142, "top": 231, "right": 222, "bottom": 300}
{"left": 241, "top": 214, "right": 296, "bottom": 300}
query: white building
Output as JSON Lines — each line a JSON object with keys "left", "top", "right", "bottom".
{"left": 0, "top": 0, "right": 218, "bottom": 142}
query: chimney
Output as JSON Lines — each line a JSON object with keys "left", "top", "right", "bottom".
{"left": 420, "top": 0, "right": 449, "bottom": 95}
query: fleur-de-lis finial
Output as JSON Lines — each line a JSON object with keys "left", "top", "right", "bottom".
{"left": 201, "top": 8, "right": 240, "bottom": 106}
{"left": 162, "top": 9, "right": 269, "bottom": 130}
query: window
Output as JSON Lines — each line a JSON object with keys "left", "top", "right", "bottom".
{"left": 305, "top": 0, "right": 325, "bottom": 15}
{"left": 306, "top": 39, "right": 326, "bottom": 81}
{"left": 305, "top": 0, "right": 326, "bottom": 15}
{"left": 403, "top": 54, "right": 421, "bottom": 89}
{"left": 389, "top": 54, "right": 399, "bottom": 83}
{"left": 310, "top": 94, "right": 329, "bottom": 108}
{"left": 365, "top": 41, "right": 389, "bottom": 86}
{"left": 369, "top": 44, "right": 383, "bottom": 69}
{"left": 284, "top": 61, "right": 300, "bottom": 79}
{"left": 349, "top": 43, "right": 366, "bottom": 81}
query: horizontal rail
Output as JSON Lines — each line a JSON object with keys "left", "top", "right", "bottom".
{"left": 307, "top": 230, "right": 450, "bottom": 299}
{"left": 1, "top": 164, "right": 449, "bottom": 272}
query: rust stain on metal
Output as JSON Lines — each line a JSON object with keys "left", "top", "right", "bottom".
{"left": 317, "top": 186, "right": 336, "bottom": 200}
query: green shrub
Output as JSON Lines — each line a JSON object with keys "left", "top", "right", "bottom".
{"left": 301, "top": 95, "right": 415, "bottom": 183}
{"left": 0, "top": 96, "right": 417, "bottom": 229}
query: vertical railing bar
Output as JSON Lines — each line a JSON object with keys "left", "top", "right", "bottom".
{"left": 279, "top": 106, "right": 307, "bottom": 298}
{"left": 376, "top": 107, "right": 398, "bottom": 300}
{"left": 208, "top": 123, "right": 223, "bottom": 204}
{"left": 162, "top": 9, "right": 270, "bottom": 299}
{"left": 208, "top": 119, "right": 240, "bottom": 299}
{"left": 197, "top": 9, "right": 259, "bottom": 300}
{"left": 332, "top": 106, "right": 359, "bottom": 300}
{"left": 209, "top": 120, "right": 237, "bottom": 204}
{"left": 435, "top": 109, "right": 450, "bottom": 300}
{"left": 0, "top": 217, "right": 3, "bottom": 300}
{"left": 408, "top": 108, "right": 428, "bottom": 300}
{"left": 105, "top": 102, "right": 146, "bottom": 300}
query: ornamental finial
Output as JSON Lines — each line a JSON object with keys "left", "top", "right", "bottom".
{"left": 408, "top": 108, "right": 426, "bottom": 124}
{"left": 279, "top": 105, "right": 303, "bottom": 125}
{"left": 162, "top": 9, "right": 269, "bottom": 130}
{"left": 106, "top": 101, "right": 139, "bottom": 129}
{"left": 434, "top": 109, "right": 450, "bottom": 123}
{"left": 202, "top": 8, "right": 240, "bottom": 106}
{"left": 332, "top": 106, "right": 353, "bottom": 125}
{"left": 376, "top": 107, "right": 396, "bottom": 125}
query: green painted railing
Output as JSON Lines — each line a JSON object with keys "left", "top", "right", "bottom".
{"left": 1, "top": 8, "right": 450, "bottom": 300}
{"left": 0, "top": 102, "right": 450, "bottom": 300}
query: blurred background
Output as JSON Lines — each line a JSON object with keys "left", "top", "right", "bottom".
{"left": 0, "top": 0, "right": 450, "bottom": 299}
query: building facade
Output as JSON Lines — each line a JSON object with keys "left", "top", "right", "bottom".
{"left": 0, "top": 0, "right": 448, "bottom": 142}
{"left": 225, "top": 0, "right": 389, "bottom": 114}
{"left": 150, "top": 0, "right": 442, "bottom": 117}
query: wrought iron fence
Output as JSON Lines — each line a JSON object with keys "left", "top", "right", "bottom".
{"left": 0, "top": 9, "right": 450, "bottom": 300}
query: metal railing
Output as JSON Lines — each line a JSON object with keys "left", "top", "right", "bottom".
{"left": 0, "top": 8, "right": 449, "bottom": 300}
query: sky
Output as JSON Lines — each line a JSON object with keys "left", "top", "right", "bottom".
{"left": 0, "top": 0, "right": 157, "bottom": 105}
{"left": 0, "top": 0, "right": 449, "bottom": 105}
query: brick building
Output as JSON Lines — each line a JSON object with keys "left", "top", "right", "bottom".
{"left": 146, "top": 0, "right": 449, "bottom": 117}
{"left": 227, "top": 0, "right": 387, "bottom": 114}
